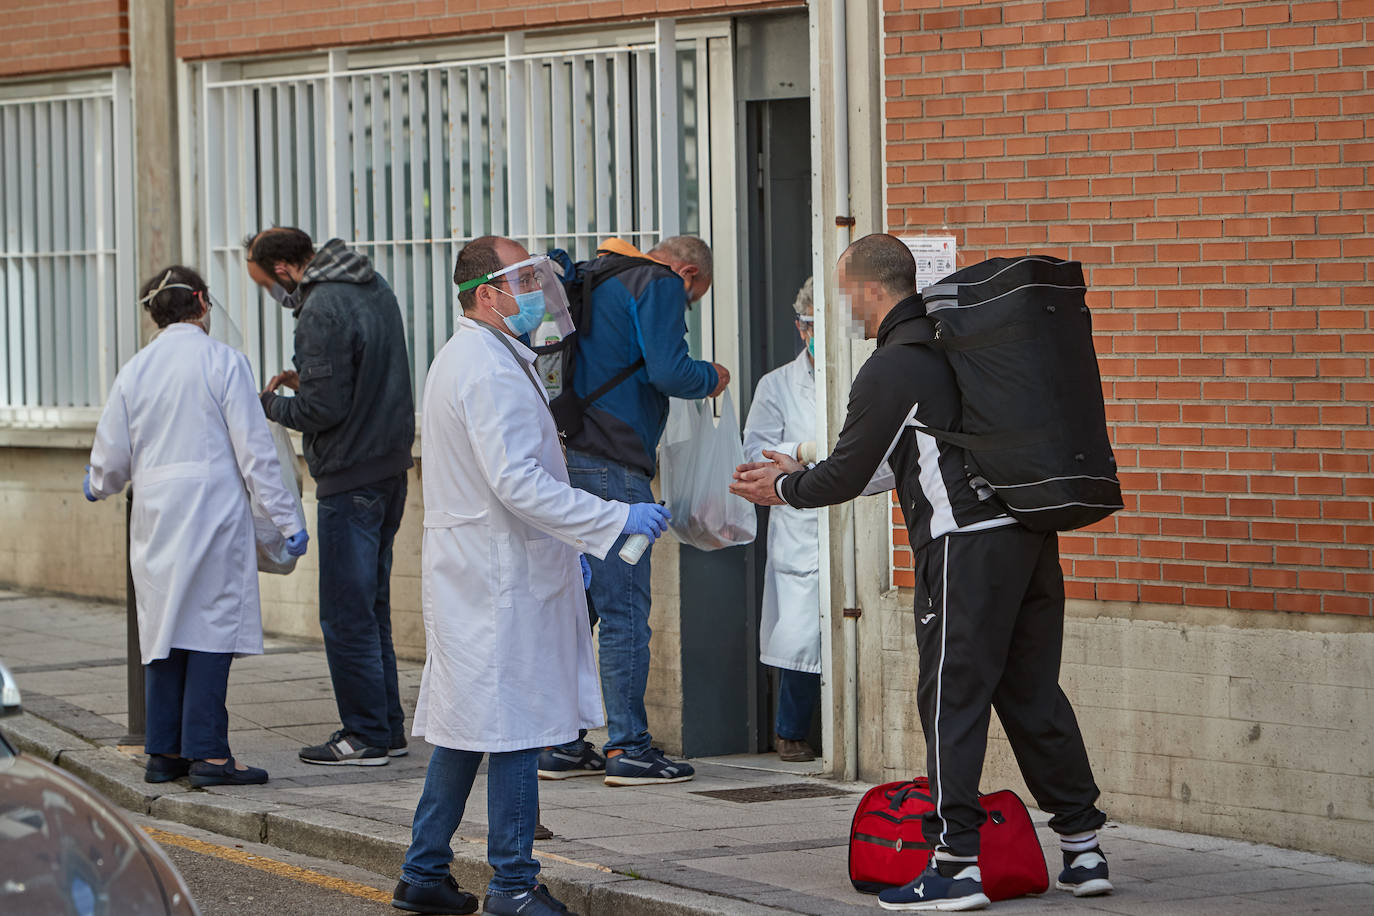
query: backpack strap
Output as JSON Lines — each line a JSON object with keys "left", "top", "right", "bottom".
{"left": 567, "top": 252, "right": 675, "bottom": 407}
{"left": 896, "top": 325, "right": 1045, "bottom": 453}
{"left": 926, "top": 319, "right": 1037, "bottom": 352}
{"left": 577, "top": 253, "right": 677, "bottom": 338}
{"left": 912, "top": 423, "right": 1042, "bottom": 453}
{"left": 578, "top": 357, "right": 645, "bottom": 409}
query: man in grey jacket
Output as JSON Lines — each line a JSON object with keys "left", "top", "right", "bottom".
{"left": 246, "top": 227, "right": 415, "bottom": 766}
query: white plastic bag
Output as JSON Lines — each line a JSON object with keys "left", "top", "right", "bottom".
{"left": 659, "top": 390, "right": 757, "bottom": 551}
{"left": 253, "top": 422, "right": 306, "bottom": 575}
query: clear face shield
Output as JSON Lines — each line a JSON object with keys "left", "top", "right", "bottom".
{"left": 460, "top": 255, "right": 575, "bottom": 346}
{"left": 141, "top": 277, "right": 244, "bottom": 350}
{"left": 795, "top": 313, "right": 816, "bottom": 357}
{"left": 206, "top": 291, "right": 245, "bottom": 350}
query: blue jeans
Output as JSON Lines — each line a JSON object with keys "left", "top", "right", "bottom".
{"left": 775, "top": 668, "right": 821, "bottom": 741}
{"left": 401, "top": 746, "right": 541, "bottom": 896}
{"left": 561, "top": 449, "right": 654, "bottom": 758}
{"left": 317, "top": 473, "right": 407, "bottom": 749}
{"left": 145, "top": 649, "right": 233, "bottom": 760}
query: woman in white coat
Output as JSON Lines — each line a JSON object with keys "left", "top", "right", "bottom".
{"left": 392, "top": 237, "right": 671, "bottom": 916}
{"left": 85, "top": 266, "right": 306, "bottom": 788}
{"left": 743, "top": 278, "right": 892, "bottom": 762}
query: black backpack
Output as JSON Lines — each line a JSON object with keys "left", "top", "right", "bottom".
{"left": 914, "top": 255, "right": 1123, "bottom": 531}
{"left": 534, "top": 249, "right": 677, "bottom": 439}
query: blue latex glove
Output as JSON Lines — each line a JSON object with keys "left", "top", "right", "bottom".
{"left": 82, "top": 465, "right": 97, "bottom": 502}
{"left": 622, "top": 503, "right": 672, "bottom": 541}
{"left": 285, "top": 530, "right": 309, "bottom": 558}
{"left": 580, "top": 554, "right": 592, "bottom": 590}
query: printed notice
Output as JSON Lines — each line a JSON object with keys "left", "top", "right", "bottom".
{"left": 901, "top": 236, "right": 957, "bottom": 292}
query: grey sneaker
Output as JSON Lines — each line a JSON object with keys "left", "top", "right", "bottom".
{"left": 299, "top": 729, "right": 388, "bottom": 766}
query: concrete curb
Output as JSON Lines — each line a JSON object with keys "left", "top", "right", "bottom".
{"left": 4, "top": 711, "right": 788, "bottom": 916}
{"left": 2, "top": 711, "right": 90, "bottom": 759}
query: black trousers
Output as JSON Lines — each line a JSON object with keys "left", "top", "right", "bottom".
{"left": 911, "top": 524, "right": 1107, "bottom": 858}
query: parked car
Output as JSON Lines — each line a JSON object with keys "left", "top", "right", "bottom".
{"left": 0, "top": 659, "right": 200, "bottom": 915}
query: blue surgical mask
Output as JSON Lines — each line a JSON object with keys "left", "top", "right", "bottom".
{"left": 807, "top": 336, "right": 815, "bottom": 357}
{"left": 500, "top": 289, "right": 547, "bottom": 336}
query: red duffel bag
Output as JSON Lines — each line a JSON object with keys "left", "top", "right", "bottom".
{"left": 848, "top": 777, "right": 1048, "bottom": 899}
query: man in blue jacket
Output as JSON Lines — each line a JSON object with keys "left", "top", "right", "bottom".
{"left": 539, "top": 236, "right": 729, "bottom": 786}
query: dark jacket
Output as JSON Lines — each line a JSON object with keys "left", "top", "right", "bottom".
{"left": 777, "top": 295, "right": 1011, "bottom": 551}
{"left": 566, "top": 240, "right": 719, "bottom": 477}
{"left": 261, "top": 239, "right": 415, "bottom": 497}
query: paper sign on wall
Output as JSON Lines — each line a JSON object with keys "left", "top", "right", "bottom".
{"left": 901, "top": 236, "right": 957, "bottom": 293}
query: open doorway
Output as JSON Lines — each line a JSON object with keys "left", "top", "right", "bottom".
{"left": 673, "top": 11, "right": 816, "bottom": 766}
{"left": 743, "top": 93, "right": 817, "bottom": 759}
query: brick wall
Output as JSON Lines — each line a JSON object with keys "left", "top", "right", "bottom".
{"left": 885, "top": 0, "right": 1374, "bottom": 616}
{"left": 176, "top": 0, "right": 797, "bottom": 60}
{"left": 0, "top": 0, "right": 128, "bottom": 78}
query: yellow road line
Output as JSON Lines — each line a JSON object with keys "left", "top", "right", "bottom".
{"left": 142, "top": 826, "right": 393, "bottom": 904}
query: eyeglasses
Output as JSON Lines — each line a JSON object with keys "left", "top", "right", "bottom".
{"left": 500, "top": 270, "right": 541, "bottom": 294}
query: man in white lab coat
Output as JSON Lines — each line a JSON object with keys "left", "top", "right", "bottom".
{"left": 391, "top": 237, "right": 671, "bottom": 916}
{"left": 85, "top": 266, "right": 307, "bottom": 788}
{"left": 742, "top": 278, "right": 893, "bottom": 764}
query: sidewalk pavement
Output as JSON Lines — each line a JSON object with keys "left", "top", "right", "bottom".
{"left": 4, "top": 590, "right": 1374, "bottom": 916}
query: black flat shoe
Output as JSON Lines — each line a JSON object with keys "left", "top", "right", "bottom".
{"left": 392, "top": 875, "right": 479, "bottom": 914}
{"left": 189, "top": 757, "right": 269, "bottom": 787}
{"left": 145, "top": 755, "right": 191, "bottom": 784}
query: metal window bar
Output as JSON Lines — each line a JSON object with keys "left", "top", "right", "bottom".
{"left": 0, "top": 73, "right": 134, "bottom": 410}
{"left": 195, "top": 27, "right": 690, "bottom": 391}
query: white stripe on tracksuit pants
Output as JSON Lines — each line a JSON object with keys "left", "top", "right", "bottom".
{"left": 912, "top": 523, "right": 1107, "bottom": 860}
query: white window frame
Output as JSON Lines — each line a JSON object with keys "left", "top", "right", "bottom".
{"left": 180, "top": 19, "right": 738, "bottom": 405}
{"left": 0, "top": 70, "right": 136, "bottom": 427}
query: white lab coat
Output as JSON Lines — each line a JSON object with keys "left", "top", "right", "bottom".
{"left": 414, "top": 316, "right": 630, "bottom": 753}
{"left": 87, "top": 324, "right": 303, "bottom": 666}
{"left": 743, "top": 349, "right": 894, "bottom": 673}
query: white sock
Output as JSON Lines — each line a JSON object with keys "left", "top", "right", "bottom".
{"left": 933, "top": 852, "right": 978, "bottom": 877}
{"left": 1061, "top": 831, "right": 1099, "bottom": 854}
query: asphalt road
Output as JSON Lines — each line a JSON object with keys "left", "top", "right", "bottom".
{"left": 137, "top": 815, "right": 403, "bottom": 916}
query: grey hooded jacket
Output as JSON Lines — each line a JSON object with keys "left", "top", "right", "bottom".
{"left": 261, "top": 239, "right": 415, "bottom": 497}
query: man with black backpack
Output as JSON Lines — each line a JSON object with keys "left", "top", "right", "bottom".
{"left": 536, "top": 236, "right": 728, "bottom": 787}
{"left": 731, "top": 234, "right": 1112, "bottom": 912}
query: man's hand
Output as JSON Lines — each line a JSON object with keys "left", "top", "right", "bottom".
{"left": 708, "top": 363, "right": 731, "bottom": 398}
{"left": 263, "top": 369, "right": 300, "bottom": 396}
{"left": 731, "top": 449, "right": 804, "bottom": 506}
{"left": 761, "top": 448, "right": 804, "bottom": 474}
{"left": 730, "top": 462, "right": 786, "bottom": 508}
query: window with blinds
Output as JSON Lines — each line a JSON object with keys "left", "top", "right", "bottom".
{"left": 0, "top": 71, "right": 135, "bottom": 413}
{"left": 190, "top": 21, "right": 718, "bottom": 403}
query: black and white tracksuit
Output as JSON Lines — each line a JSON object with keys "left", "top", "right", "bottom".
{"left": 776, "top": 295, "right": 1107, "bottom": 858}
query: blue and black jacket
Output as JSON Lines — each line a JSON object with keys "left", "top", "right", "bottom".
{"left": 562, "top": 240, "right": 719, "bottom": 477}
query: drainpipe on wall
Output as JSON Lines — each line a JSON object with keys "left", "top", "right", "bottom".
{"left": 830, "top": 0, "right": 860, "bottom": 784}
